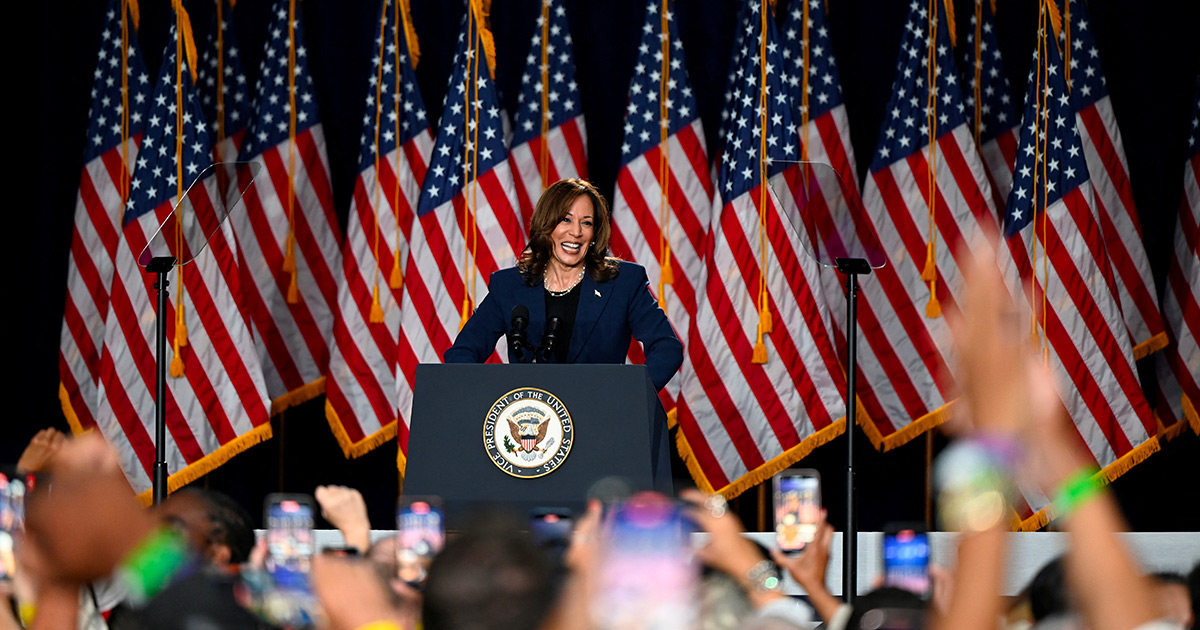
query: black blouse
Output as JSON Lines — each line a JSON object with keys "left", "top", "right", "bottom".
{"left": 543, "top": 282, "right": 581, "bottom": 363}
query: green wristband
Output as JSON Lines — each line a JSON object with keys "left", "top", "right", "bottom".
{"left": 117, "top": 527, "right": 189, "bottom": 604}
{"left": 1052, "top": 467, "right": 1104, "bottom": 520}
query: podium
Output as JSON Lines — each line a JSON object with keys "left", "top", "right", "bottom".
{"left": 405, "top": 364, "right": 673, "bottom": 517}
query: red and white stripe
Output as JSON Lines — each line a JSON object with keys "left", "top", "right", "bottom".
{"left": 59, "top": 139, "right": 139, "bottom": 433}
{"left": 610, "top": 118, "right": 713, "bottom": 413}
{"left": 95, "top": 177, "right": 271, "bottom": 496}
{"left": 858, "top": 125, "right": 999, "bottom": 445}
{"left": 978, "top": 127, "right": 1019, "bottom": 216}
{"left": 396, "top": 166, "right": 524, "bottom": 457}
{"left": 675, "top": 181, "right": 846, "bottom": 495}
{"left": 232, "top": 126, "right": 343, "bottom": 409}
{"left": 1154, "top": 146, "right": 1200, "bottom": 432}
{"left": 1001, "top": 180, "right": 1157, "bottom": 522}
{"left": 325, "top": 130, "right": 433, "bottom": 456}
{"left": 1076, "top": 97, "right": 1165, "bottom": 357}
{"left": 509, "top": 116, "right": 587, "bottom": 225}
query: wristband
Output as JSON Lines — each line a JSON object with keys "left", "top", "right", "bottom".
{"left": 746, "top": 559, "right": 782, "bottom": 593}
{"left": 117, "top": 527, "right": 189, "bottom": 604}
{"left": 1052, "top": 466, "right": 1103, "bottom": 520}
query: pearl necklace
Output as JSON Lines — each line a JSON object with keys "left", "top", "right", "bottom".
{"left": 544, "top": 268, "right": 585, "bottom": 297}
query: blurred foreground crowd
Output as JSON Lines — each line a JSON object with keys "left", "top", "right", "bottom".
{"left": 2, "top": 253, "right": 1198, "bottom": 630}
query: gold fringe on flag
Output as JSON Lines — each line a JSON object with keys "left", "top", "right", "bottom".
{"left": 135, "top": 422, "right": 273, "bottom": 506}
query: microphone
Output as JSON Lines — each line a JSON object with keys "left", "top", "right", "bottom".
{"left": 537, "top": 316, "right": 562, "bottom": 363}
{"left": 508, "top": 305, "right": 530, "bottom": 364}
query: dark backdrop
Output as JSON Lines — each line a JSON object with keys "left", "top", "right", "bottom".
{"left": 24, "top": 0, "right": 1200, "bottom": 532}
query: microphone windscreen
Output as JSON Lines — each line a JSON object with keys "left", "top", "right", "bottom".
{"left": 511, "top": 304, "right": 529, "bottom": 327}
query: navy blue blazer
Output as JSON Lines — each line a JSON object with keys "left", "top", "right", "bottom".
{"left": 443, "top": 261, "right": 683, "bottom": 391}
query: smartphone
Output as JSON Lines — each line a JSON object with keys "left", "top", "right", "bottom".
{"left": 0, "top": 475, "right": 24, "bottom": 583}
{"left": 773, "top": 469, "right": 821, "bottom": 554}
{"left": 881, "top": 523, "right": 930, "bottom": 596}
{"left": 396, "top": 496, "right": 444, "bottom": 586}
{"left": 529, "top": 507, "right": 573, "bottom": 550}
{"left": 593, "top": 491, "right": 697, "bottom": 630}
{"left": 263, "top": 494, "right": 315, "bottom": 592}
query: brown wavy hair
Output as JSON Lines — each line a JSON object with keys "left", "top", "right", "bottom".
{"left": 518, "top": 178, "right": 620, "bottom": 286}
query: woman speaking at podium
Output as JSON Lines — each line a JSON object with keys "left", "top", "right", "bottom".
{"left": 444, "top": 178, "right": 682, "bottom": 391}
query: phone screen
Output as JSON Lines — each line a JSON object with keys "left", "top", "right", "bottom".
{"left": 529, "top": 508, "right": 573, "bottom": 550}
{"left": 265, "top": 497, "right": 314, "bottom": 592}
{"left": 396, "top": 497, "right": 444, "bottom": 585}
{"left": 774, "top": 471, "right": 820, "bottom": 553}
{"left": 882, "top": 528, "right": 930, "bottom": 596}
{"left": 0, "top": 475, "right": 25, "bottom": 583}
{"left": 593, "top": 492, "right": 697, "bottom": 630}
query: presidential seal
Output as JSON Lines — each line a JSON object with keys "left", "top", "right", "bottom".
{"left": 483, "top": 387, "right": 574, "bottom": 479}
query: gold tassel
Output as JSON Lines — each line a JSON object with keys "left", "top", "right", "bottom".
{"left": 921, "top": 242, "right": 937, "bottom": 281}
{"left": 171, "top": 0, "right": 199, "bottom": 82}
{"left": 469, "top": 0, "right": 497, "bottom": 78}
{"left": 751, "top": 324, "right": 768, "bottom": 364}
{"left": 660, "top": 256, "right": 674, "bottom": 285}
{"left": 459, "top": 295, "right": 474, "bottom": 331}
{"left": 942, "top": 0, "right": 957, "bottom": 47}
{"left": 286, "top": 272, "right": 300, "bottom": 304}
{"left": 1044, "top": 0, "right": 1063, "bottom": 40}
{"left": 127, "top": 0, "right": 141, "bottom": 29}
{"left": 389, "top": 257, "right": 404, "bottom": 290}
{"left": 760, "top": 305, "right": 773, "bottom": 334}
{"left": 175, "top": 303, "right": 188, "bottom": 347}
{"left": 170, "top": 338, "right": 185, "bottom": 377}
{"left": 925, "top": 281, "right": 942, "bottom": 318}
{"left": 369, "top": 285, "right": 385, "bottom": 324}
{"left": 283, "top": 233, "right": 296, "bottom": 273}
{"left": 398, "top": 0, "right": 421, "bottom": 67}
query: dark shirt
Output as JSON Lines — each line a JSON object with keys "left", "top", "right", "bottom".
{"left": 543, "top": 282, "right": 581, "bottom": 364}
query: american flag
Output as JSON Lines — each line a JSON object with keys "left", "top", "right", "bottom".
{"left": 675, "top": 0, "right": 845, "bottom": 497}
{"left": 59, "top": 0, "right": 150, "bottom": 436}
{"left": 195, "top": 2, "right": 252, "bottom": 167}
{"left": 1153, "top": 78, "right": 1200, "bottom": 436}
{"left": 608, "top": 0, "right": 713, "bottom": 421}
{"left": 233, "top": 0, "right": 343, "bottom": 413}
{"left": 325, "top": 0, "right": 433, "bottom": 458}
{"left": 396, "top": 4, "right": 523, "bottom": 468}
{"left": 94, "top": 28, "right": 272, "bottom": 498}
{"left": 957, "top": 0, "right": 1020, "bottom": 214}
{"left": 1001, "top": 13, "right": 1156, "bottom": 529}
{"left": 857, "top": 0, "right": 999, "bottom": 448}
{"left": 507, "top": 0, "right": 587, "bottom": 226}
{"left": 1055, "top": 0, "right": 1164, "bottom": 358}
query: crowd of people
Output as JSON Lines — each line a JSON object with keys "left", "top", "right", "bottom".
{"left": 3, "top": 251, "right": 1198, "bottom": 630}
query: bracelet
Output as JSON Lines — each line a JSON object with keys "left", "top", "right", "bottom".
{"left": 746, "top": 559, "right": 782, "bottom": 593}
{"left": 1052, "top": 467, "right": 1103, "bottom": 520}
{"left": 117, "top": 527, "right": 189, "bottom": 604}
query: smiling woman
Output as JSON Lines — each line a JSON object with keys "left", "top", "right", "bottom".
{"left": 443, "top": 179, "right": 683, "bottom": 391}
